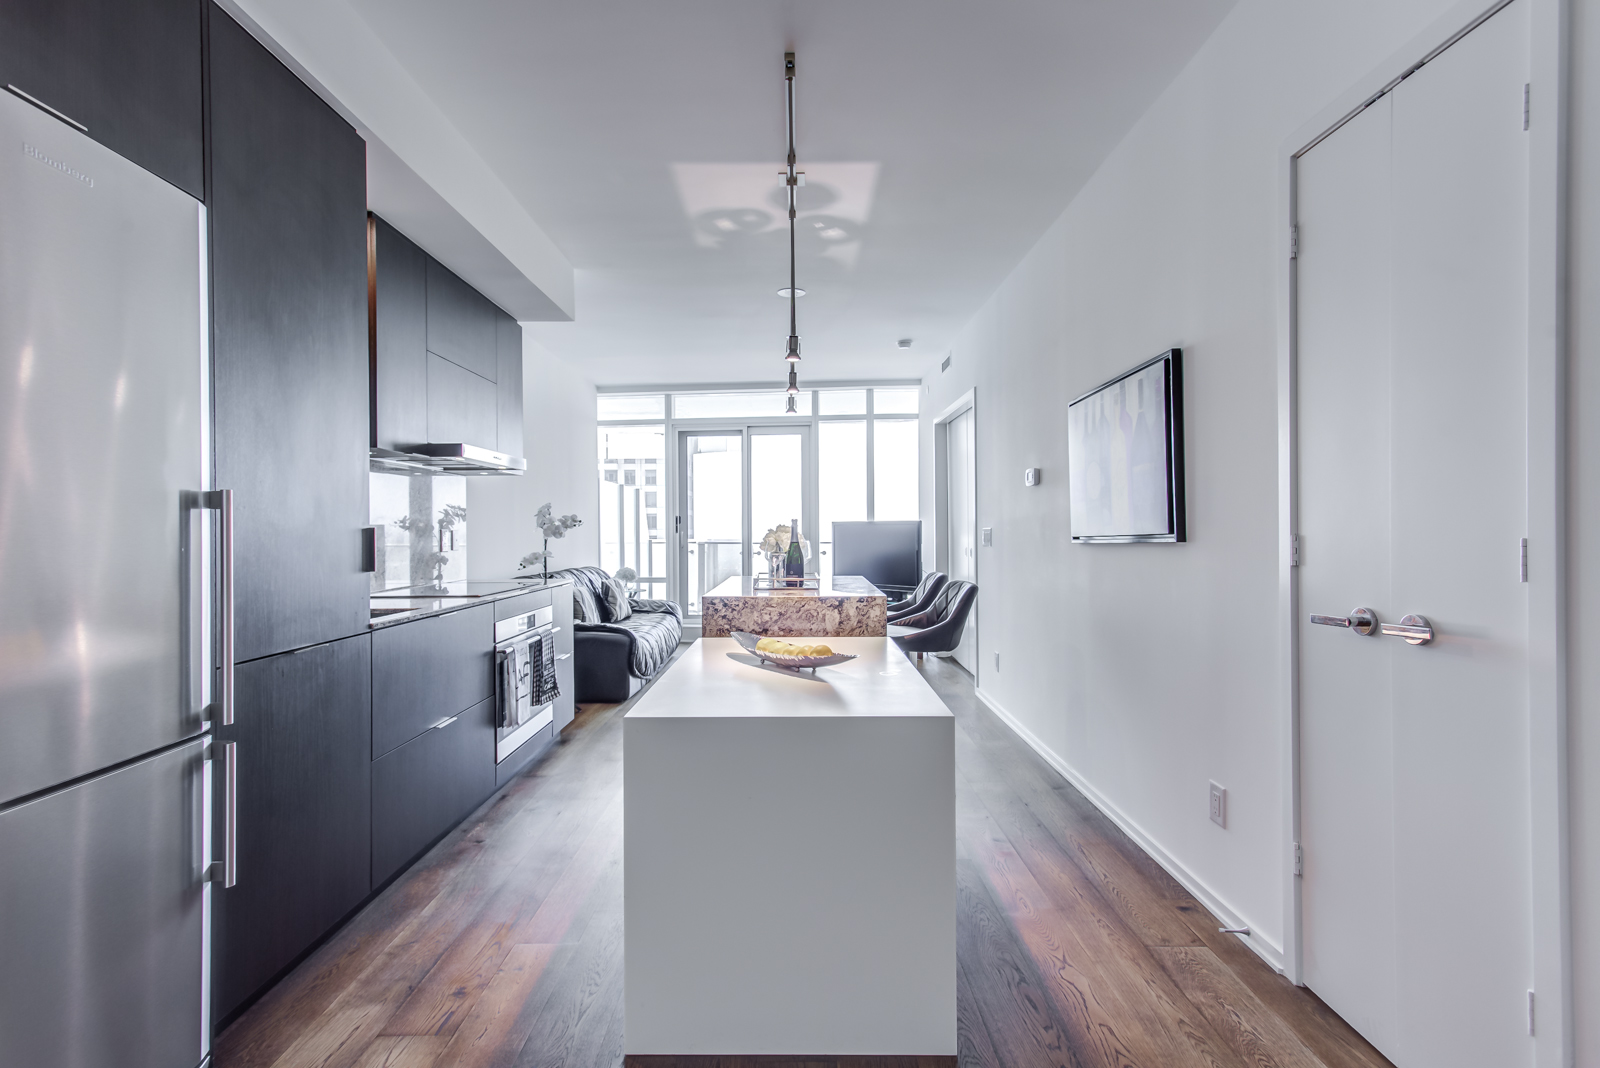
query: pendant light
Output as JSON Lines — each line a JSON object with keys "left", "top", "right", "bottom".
{"left": 782, "top": 51, "right": 801, "bottom": 414}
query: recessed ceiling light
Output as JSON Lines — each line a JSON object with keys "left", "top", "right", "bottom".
{"left": 777, "top": 288, "right": 806, "bottom": 298}
{"left": 897, "top": 338, "right": 913, "bottom": 349}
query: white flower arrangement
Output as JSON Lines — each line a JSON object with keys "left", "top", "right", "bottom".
{"left": 518, "top": 503, "right": 584, "bottom": 577}
{"left": 758, "top": 523, "right": 806, "bottom": 555}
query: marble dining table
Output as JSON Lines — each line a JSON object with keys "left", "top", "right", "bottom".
{"left": 698, "top": 574, "right": 888, "bottom": 638}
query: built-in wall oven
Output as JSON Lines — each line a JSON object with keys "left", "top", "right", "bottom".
{"left": 495, "top": 606, "right": 563, "bottom": 762}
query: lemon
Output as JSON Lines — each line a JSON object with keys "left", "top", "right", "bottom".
{"left": 811, "top": 644, "right": 833, "bottom": 656}
{"left": 795, "top": 644, "right": 816, "bottom": 657}
{"left": 755, "top": 637, "right": 777, "bottom": 653}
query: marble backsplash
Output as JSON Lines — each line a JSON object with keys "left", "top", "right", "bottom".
{"left": 369, "top": 472, "right": 468, "bottom": 592}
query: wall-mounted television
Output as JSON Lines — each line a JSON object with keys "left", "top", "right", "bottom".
{"left": 1067, "top": 348, "right": 1185, "bottom": 543}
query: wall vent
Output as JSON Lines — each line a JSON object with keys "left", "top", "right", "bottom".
{"left": 940, "top": 355, "right": 951, "bottom": 373}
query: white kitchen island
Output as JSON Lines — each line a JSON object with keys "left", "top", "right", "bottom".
{"left": 623, "top": 637, "right": 955, "bottom": 1062}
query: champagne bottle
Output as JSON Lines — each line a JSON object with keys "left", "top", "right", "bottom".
{"left": 785, "top": 518, "right": 805, "bottom": 579}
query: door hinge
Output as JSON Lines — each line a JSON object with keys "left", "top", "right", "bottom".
{"left": 1289, "top": 223, "right": 1299, "bottom": 260}
{"left": 1293, "top": 842, "right": 1303, "bottom": 876}
{"left": 1520, "top": 537, "right": 1529, "bottom": 583}
{"left": 1290, "top": 533, "right": 1301, "bottom": 567}
{"left": 1523, "top": 83, "right": 1531, "bottom": 131}
{"left": 1527, "top": 989, "right": 1535, "bottom": 1036}
{"left": 674, "top": 515, "right": 682, "bottom": 534}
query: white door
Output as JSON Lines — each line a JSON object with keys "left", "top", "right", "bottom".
{"left": 1296, "top": 4, "right": 1532, "bottom": 1066}
{"left": 946, "top": 408, "right": 977, "bottom": 671}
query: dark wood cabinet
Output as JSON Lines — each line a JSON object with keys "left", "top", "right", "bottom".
{"left": 426, "top": 351, "right": 499, "bottom": 448}
{"left": 372, "top": 604, "right": 495, "bottom": 759}
{"left": 370, "top": 214, "right": 428, "bottom": 452}
{"left": 370, "top": 218, "right": 522, "bottom": 457}
{"left": 372, "top": 695, "right": 496, "bottom": 886}
{"left": 208, "top": 7, "right": 370, "bottom": 662}
{"left": 214, "top": 634, "right": 372, "bottom": 1023}
{"left": 425, "top": 257, "right": 498, "bottom": 381}
{"left": 496, "top": 311, "right": 524, "bottom": 459}
{"left": 0, "top": 0, "right": 203, "bottom": 198}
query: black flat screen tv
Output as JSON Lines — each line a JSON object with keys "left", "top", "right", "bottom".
{"left": 831, "top": 520, "right": 922, "bottom": 591}
{"left": 1067, "top": 348, "right": 1186, "bottom": 543}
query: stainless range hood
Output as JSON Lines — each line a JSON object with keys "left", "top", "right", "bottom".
{"left": 370, "top": 443, "right": 528, "bottom": 475}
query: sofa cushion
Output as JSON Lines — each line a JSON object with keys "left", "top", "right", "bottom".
{"left": 563, "top": 566, "right": 617, "bottom": 623}
{"left": 604, "top": 577, "right": 633, "bottom": 621}
{"left": 571, "top": 583, "right": 603, "bottom": 623}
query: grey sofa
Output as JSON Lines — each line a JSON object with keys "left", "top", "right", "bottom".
{"left": 555, "top": 566, "right": 683, "bottom": 703}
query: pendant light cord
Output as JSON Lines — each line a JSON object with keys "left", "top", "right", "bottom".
{"left": 785, "top": 52, "right": 799, "bottom": 358}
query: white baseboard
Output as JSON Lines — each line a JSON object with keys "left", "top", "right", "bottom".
{"left": 972, "top": 686, "right": 1285, "bottom": 973}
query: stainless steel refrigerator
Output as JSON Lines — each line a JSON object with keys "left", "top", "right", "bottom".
{"left": 0, "top": 88, "right": 216, "bottom": 1068}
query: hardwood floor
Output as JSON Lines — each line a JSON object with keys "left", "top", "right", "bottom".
{"left": 215, "top": 651, "right": 1393, "bottom": 1068}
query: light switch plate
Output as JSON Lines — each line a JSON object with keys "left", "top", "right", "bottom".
{"left": 1023, "top": 467, "right": 1041, "bottom": 487}
{"left": 981, "top": 527, "right": 993, "bottom": 547}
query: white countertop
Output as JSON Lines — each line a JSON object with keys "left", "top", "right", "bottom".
{"left": 625, "top": 637, "right": 950, "bottom": 720}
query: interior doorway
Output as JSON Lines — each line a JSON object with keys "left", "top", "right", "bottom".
{"left": 935, "top": 392, "right": 977, "bottom": 674}
{"left": 1293, "top": 3, "right": 1533, "bottom": 1064}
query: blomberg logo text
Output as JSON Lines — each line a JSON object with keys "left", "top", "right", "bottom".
{"left": 23, "top": 142, "right": 93, "bottom": 187}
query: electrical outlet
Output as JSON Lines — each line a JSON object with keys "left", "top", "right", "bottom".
{"left": 993, "top": 651, "right": 1000, "bottom": 672}
{"left": 1209, "top": 782, "right": 1227, "bottom": 828}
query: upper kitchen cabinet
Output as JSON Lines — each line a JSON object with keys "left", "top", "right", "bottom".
{"left": 369, "top": 214, "right": 525, "bottom": 471}
{"left": 208, "top": 7, "right": 370, "bottom": 661}
{"left": 0, "top": 0, "right": 203, "bottom": 198}
{"left": 426, "top": 257, "right": 498, "bottom": 381}
{"left": 496, "top": 310, "right": 524, "bottom": 459}
{"left": 370, "top": 214, "right": 428, "bottom": 453}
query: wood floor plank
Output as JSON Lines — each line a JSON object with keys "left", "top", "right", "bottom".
{"left": 1171, "top": 903, "right": 1393, "bottom": 1068}
{"left": 955, "top": 954, "right": 1008, "bottom": 1068}
{"left": 961, "top": 777, "right": 1239, "bottom": 1068}
{"left": 351, "top": 1036, "right": 447, "bottom": 1068}
{"left": 432, "top": 943, "right": 559, "bottom": 1068}
{"left": 955, "top": 860, "right": 1083, "bottom": 1068}
{"left": 381, "top": 791, "right": 624, "bottom": 1038}
{"left": 1150, "top": 947, "right": 1325, "bottom": 1068}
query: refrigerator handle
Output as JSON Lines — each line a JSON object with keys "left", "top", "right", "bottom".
{"left": 201, "top": 489, "right": 234, "bottom": 726}
{"left": 209, "top": 740, "right": 238, "bottom": 887}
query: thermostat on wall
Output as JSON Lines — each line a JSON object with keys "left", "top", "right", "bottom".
{"left": 1023, "top": 467, "right": 1041, "bottom": 487}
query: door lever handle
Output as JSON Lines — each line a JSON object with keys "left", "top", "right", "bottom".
{"left": 1379, "top": 614, "right": 1433, "bottom": 645}
{"left": 1309, "top": 607, "right": 1378, "bottom": 635}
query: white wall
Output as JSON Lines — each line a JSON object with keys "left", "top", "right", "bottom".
{"left": 469, "top": 332, "right": 600, "bottom": 578}
{"left": 921, "top": 0, "right": 1535, "bottom": 964}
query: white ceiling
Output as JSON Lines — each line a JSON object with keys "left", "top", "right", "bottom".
{"left": 347, "top": 0, "right": 1238, "bottom": 386}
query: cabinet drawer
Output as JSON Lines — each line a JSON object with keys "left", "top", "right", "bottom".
{"left": 371, "top": 696, "right": 495, "bottom": 886}
{"left": 426, "top": 352, "right": 497, "bottom": 448}
{"left": 372, "top": 603, "right": 493, "bottom": 759}
{"left": 494, "top": 588, "right": 552, "bottom": 620}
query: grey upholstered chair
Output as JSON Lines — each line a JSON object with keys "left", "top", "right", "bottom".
{"left": 886, "top": 572, "right": 948, "bottom": 624}
{"left": 889, "top": 580, "right": 977, "bottom": 661}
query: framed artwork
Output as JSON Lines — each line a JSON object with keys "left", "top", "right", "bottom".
{"left": 1067, "top": 348, "right": 1186, "bottom": 543}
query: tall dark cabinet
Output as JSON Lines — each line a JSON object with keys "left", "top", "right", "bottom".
{"left": 213, "top": 635, "right": 373, "bottom": 1022}
{"left": 208, "top": 6, "right": 370, "bottom": 664}
{"left": 0, "top": 0, "right": 204, "bottom": 198}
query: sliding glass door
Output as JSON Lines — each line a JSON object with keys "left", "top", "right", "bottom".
{"left": 677, "top": 425, "right": 814, "bottom": 615}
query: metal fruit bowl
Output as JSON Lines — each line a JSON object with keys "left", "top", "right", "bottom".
{"left": 732, "top": 631, "right": 858, "bottom": 670}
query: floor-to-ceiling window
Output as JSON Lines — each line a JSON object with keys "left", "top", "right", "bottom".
{"left": 597, "top": 385, "right": 920, "bottom": 614}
